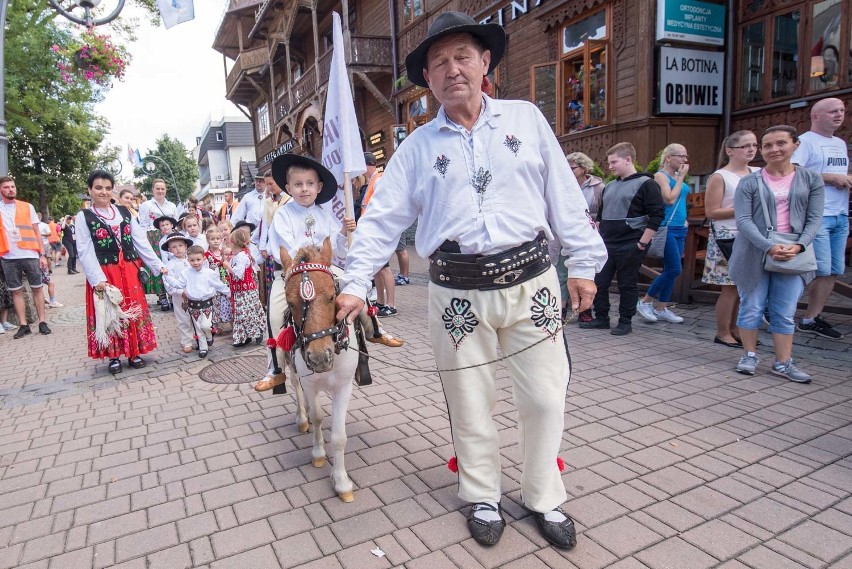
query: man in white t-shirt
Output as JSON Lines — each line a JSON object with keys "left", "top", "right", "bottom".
{"left": 230, "top": 175, "right": 265, "bottom": 228}
{"left": 0, "top": 177, "right": 51, "bottom": 338}
{"left": 791, "top": 97, "right": 851, "bottom": 340}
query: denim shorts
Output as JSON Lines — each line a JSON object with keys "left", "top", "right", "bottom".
{"left": 0, "top": 257, "right": 44, "bottom": 291}
{"left": 737, "top": 271, "right": 805, "bottom": 335}
{"left": 812, "top": 214, "right": 849, "bottom": 276}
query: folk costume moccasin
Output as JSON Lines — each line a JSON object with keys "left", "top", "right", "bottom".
{"left": 529, "top": 507, "right": 577, "bottom": 550}
{"left": 467, "top": 503, "right": 505, "bottom": 546}
{"left": 254, "top": 374, "right": 287, "bottom": 392}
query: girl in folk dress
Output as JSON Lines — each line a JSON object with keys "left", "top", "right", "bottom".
{"left": 204, "top": 226, "right": 232, "bottom": 332}
{"left": 225, "top": 228, "right": 265, "bottom": 347}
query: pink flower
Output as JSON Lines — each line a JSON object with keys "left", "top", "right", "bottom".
{"left": 95, "top": 228, "right": 109, "bottom": 240}
{"left": 51, "top": 45, "right": 59, "bottom": 53}
{"left": 123, "top": 225, "right": 131, "bottom": 235}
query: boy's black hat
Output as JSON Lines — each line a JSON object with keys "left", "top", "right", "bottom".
{"left": 153, "top": 215, "right": 178, "bottom": 231}
{"left": 232, "top": 220, "right": 256, "bottom": 234}
{"left": 161, "top": 232, "right": 193, "bottom": 252}
{"left": 271, "top": 154, "right": 338, "bottom": 205}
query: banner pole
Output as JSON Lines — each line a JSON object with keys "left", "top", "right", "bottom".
{"left": 343, "top": 171, "right": 353, "bottom": 246}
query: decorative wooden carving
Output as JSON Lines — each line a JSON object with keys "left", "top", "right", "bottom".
{"left": 540, "top": 0, "right": 606, "bottom": 30}
{"left": 612, "top": 0, "right": 624, "bottom": 53}
{"left": 560, "top": 127, "right": 616, "bottom": 167}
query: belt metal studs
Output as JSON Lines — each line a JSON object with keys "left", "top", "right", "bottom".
{"left": 493, "top": 270, "right": 522, "bottom": 284}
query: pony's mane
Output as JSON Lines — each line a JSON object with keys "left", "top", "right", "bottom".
{"left": 294, "top": 245, "right": 324, "bottom": 265}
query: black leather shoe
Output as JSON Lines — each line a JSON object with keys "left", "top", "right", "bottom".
{"left": 108, "top": 359, "right": 122, "bottom": 375}
{"left": 531, "top": 508, "right": 577, "bottom": 550}
{"left": 128, "top": 357, "right": 146, "bottom": 369}
{"left": 611, "top": 320, "right": 632, "bottom": 336}
{"left": 578, "top": 318, "right": 609, "bottom": 330}
{"left": 38, "top": 322, "right": 52, "bottom": 335}
{"left": 466, "top": 503, "right": 505, "bottom": 546}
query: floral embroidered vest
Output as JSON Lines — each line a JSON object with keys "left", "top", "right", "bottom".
{"left": 231, "top": 250, "right": 257, "bottom": 293}
{"left": 82, "top": 206, "right": 139, "bottom": 265}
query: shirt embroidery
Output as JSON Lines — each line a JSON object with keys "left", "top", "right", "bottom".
{"left": 503, "top": 135, "right": 522, "bottom": 156}
{"left": 434, "top": 155, "right": 450, "bottom": 178}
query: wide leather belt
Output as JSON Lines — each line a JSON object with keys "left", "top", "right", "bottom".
{"left": 428, "top": 232, "right": 551, "bottom": 290}
{"left": 187, "top": 298, "right": 214, "bottom": 310}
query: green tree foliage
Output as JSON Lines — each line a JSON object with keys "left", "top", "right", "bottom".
{"left": 6, "top": 0, "right": 160, "bottom": 217}
{"left": 133, "top": 134, "right": 198, "bottom": 203}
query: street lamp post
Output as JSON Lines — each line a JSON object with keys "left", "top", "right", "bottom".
{"left": 0, "top": 0, "right": 126, "bottom": 175}
{"left": 143, "top": 155, "right": 182, "bottom": 204}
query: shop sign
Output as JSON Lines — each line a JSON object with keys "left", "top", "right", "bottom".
{"left": 479, "top": 0, "right": 552, "bottom": 27}
{"left": 656, "top": 0, "right": 725, "bottom": 46}
{"left": 262, "top": 138, "right": 299, "bottom": 164}
{"left": 658, "top": 46, "right": 724, "bottom": 115}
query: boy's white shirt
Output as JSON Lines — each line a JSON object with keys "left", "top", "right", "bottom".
{"left": 163, "top": 257, "right": 191, "bottom": 295}
{"left": 269, "top": 201, "right": 348, "bottom": 266}
{"left": 171, "top": 265, "right": 231, "bottom": 300}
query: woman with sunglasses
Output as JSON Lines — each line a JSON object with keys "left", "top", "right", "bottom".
{"left": 703, "top": 131, "right": 759, "bottom": 347}
{"left": 637, "top": 143, "right": 690, "bottom": 324}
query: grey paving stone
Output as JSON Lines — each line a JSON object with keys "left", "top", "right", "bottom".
{"left": 177, "top": 511, "right": 218, "bottom": 543}
{"left": 211, "top": 544, "right": 281, "bottom": 569}
{"left": 779, "top": 520, "right": 851, "bottom": 562}
{"left": 737, "top": 544, "right": 818, "bottom": 569}
{"left": 635, "top": 536, "right": 719, "bottom": 569}
{"left": 671, "top": 486, "right": 741, "bottom": 519}
{"left": 210, "top": 519, "right": 275, "bottom": 559}
{"left": 146, "top": 543, "right": 192, "bottom": 569}
{"left": 86, "top": 511, "right": 148, "bottom": 545}
{"left": 115, "top": 523, "right": 179, "bottom": 563}
{"left": 271, "top": 531, "right": 322, "bottom": 569}
{"left": 681, "top": 519, "right": 761, "bottom": 561}
{"left": 586, "top": 515, "right": 663, "bottom": 557}
{"left": 733, "top": 497, "right": 808, "bottom": 533}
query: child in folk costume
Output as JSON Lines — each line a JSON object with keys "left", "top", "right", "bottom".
{"left": 183, "top": 215, "right": 208, "bottom": 251}
{"left": 172, "top": 246, "right": 231, "bottom": 358}
{"left": 153, "top": 216, "right": 178, "bottom": 263}
{"left": 161, "top": 232, "right": 195, "bottom": 353}
{"left": 225, "top": 227, "right": 266, "bottom": 347}
{"left": 204, "top": 226, "right": 232, "bottom": 332}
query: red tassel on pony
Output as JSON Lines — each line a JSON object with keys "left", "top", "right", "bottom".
{"left": 447, "top": 456, "right": 458, "bottom": 473}
{"left": 557, "top": 457, "right": 565, "bottom": 472}
{"left": 277, "top": 326, "right": 297, "bottom": 351}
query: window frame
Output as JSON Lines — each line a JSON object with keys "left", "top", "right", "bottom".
{"left": 402, "top": 0, "right": 425, "bottom": 27}
{"left": 530, "top": 6, "right": 611, "bottom": 136}
{"left": 257, "top": 102, "right": 270, "bottom": 141}
{"left": 735, "top": 0, "right": 852, "bottom": 109}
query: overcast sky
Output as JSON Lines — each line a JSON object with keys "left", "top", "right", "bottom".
{"left": 95, "top": 0, "right": 242, "bottom": 180}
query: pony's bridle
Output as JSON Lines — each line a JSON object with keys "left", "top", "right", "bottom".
{"left": 285, "top": 261, "right": 349, "bottom": 368}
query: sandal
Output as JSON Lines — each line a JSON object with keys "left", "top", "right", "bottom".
{"left": 128, "top": 357, "right": 146, "bottom": 369}
{"left": 108, "top": 359, "right": 122, "bottom": 375}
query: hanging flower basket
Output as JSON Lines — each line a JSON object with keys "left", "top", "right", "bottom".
{"left": 53, "top": 30, "right": 130, "bottom": 87}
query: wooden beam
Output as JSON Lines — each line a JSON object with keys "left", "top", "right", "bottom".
{"left": 353, "top": 71, "right": 395, "bottom": 116}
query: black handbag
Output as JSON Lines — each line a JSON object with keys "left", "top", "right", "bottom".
{"left": 710, "top": 222, "right": 734, "bottom": 261}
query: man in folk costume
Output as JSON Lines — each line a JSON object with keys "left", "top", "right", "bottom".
{"left": 137, "top": 179, "right": 177, "bottom": 312}
{"left": 256, "top": 172, "right": 289, "bottom": 306}
{"left": 0, "top": 176, "right": 52, "bottom": 338}
{"left": 336, "top": 12, "right": 606, "bottom": 549}
{"left": 231, "top": 174, "right": 265, "bottom": 229}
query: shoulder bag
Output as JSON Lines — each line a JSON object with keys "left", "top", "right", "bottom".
{"left": 755, "top": 174, "right": 817, "bottom": 275}
{"left": 710, "top": 221, "right": 734, "bottom": 261}
{"left": 647, "top": 204, "right": 677, "bottom": 258}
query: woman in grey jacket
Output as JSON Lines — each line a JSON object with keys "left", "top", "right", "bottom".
{"left": 729, "top": 125, "right": 824, "bottom": 383}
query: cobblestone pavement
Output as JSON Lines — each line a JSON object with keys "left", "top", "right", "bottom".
{"left": 0, "top": 254, "right": 850, "bottom": 568}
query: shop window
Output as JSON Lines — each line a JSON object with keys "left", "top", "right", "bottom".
{"left": 738, "top": 1, "right": 852, "bottom": 107}
{"left": 403, "top": 0, "right": 424, "bottom": 26}
{"left": 257, "top": 102, "right": 270, "bottom": 140}
{"left": 532, "top": 63, "right": 557, "bottom": 131}
{"left": 809, "top": 0, "right": 841, "bottom": 90}
{"left": 406, "top": 93, "right": 429, "bottom": 133}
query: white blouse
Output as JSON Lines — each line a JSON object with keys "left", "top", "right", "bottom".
{"left": 170, "top": 266, "right": 230, "bottom": 301}
{"left": 75, "top": 206, "right": 165, "bottom": 288}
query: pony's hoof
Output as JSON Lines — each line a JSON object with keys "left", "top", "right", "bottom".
{"left": 312, "top": 457, "right": 326, "bottom": 468}
{"left": 338, "top": 491, "right": 354, "bottom": 502}
{"left": 298, "top": 422, "right": 310, "bottom": 433}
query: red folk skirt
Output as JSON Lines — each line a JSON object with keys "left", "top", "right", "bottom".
{"left": 85, "top": 252, "right": 158, "bottom": 360}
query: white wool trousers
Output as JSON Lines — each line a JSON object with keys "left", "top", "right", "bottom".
{"left": 428, "top": 266, "right": 570, "bottom": 514}
{"left": 265, "top": 271, "right": 286, "bottom": 375}
{"left": 171, "top": 293, "right": 195, "bottom": 349}
{"left": 191, "top": 310, "right": 213, "bottom": 351}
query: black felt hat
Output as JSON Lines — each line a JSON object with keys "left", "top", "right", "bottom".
{"left": 271, "top": 154, "right": 338, "bottom": 205}
{"left": 153, "top": 215, "right": 178, "bottom": 231}
{"left": 404, "top": 11, "right": 505, "bottom": 88}
{"left": 160, "top": 232, "right": 193, "bottom": 252}
{"left": 232, "top": 220, "right": 256, "bottom": 235}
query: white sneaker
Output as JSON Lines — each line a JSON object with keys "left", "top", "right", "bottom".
{"left": 636, "top": 301, "right": 658, "bottom": 322}
{"left": 48, "top": 300, "right": 64, "bottom": 308}
{"left": 654, "top": 308, "right": 684, "bottom": 323}
{"left": 1, "top": 322, "right": 16, "bottom": 331}
{"left": 0, "top": 326, "right": 4, "bottom": 334}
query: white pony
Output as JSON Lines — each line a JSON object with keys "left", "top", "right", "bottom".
{"left": 279, "top": 238, "right": 358, "bottom": 502}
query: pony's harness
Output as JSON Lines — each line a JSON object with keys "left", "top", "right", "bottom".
{"left": 285, "top": 261, "right": 349, "bottom": 360}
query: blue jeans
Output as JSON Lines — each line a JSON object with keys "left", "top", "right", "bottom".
{"left": 736, "top": 272, "right": 805, "bottom": 335}
{"left": 646, "top": 225, "right": 687, "bottom": 303}
{"left": 556, "top": 253, "right": 569, "bottom": 307}
{"left": 812, "top": 214, "right": 849, "bottom": 276}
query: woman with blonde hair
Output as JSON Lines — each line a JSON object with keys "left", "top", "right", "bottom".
{"left": 637, "top": 143, "right": 689, "bottom": 324}
{"left": 703, "top": 131, "right": 758, "bottom": 347}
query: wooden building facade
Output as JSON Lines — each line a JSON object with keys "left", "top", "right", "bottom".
{"left": 214, "top": 0, "right": 852, "bottom": 179}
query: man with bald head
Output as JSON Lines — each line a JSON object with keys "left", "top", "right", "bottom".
{"left": 791, "top": 97, "right": 851, "bottom": 339}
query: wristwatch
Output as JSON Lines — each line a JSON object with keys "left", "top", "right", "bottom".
{"left": 638, "top": 241, "right": 649, "bottom": 249}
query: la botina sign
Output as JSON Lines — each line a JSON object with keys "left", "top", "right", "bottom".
{"left": 658, "top": 46, "right": 724, "bottom": 115}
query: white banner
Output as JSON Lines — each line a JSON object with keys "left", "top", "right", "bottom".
{"left": 322, "top": 12, "right": 366, "bottom": 224}
{"left": 157, "top": 0, "right": 195, "bottom": 30}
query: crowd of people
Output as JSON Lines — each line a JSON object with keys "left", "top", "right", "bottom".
{"left": 0, "top": 10, "right": 848, "bottom": 555}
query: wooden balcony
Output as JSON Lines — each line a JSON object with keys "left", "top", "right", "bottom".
{"left": 225, "top": 46, "right": 268, "bottom": 104}
{"left": 273, "top": 35, "right": 392, "bottom": 124}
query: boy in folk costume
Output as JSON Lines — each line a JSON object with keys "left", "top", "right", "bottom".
{"left": 153, "top": 216, "right": 178, "bottom": 263}
{"left": 171, "top": 245, "right": 231, "bottom": 358}
{"left": 252, "top": 154, "right": 403, "bottom": 392}
{"left": 161, "top": 233, "right": 196, "bottom": 353}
